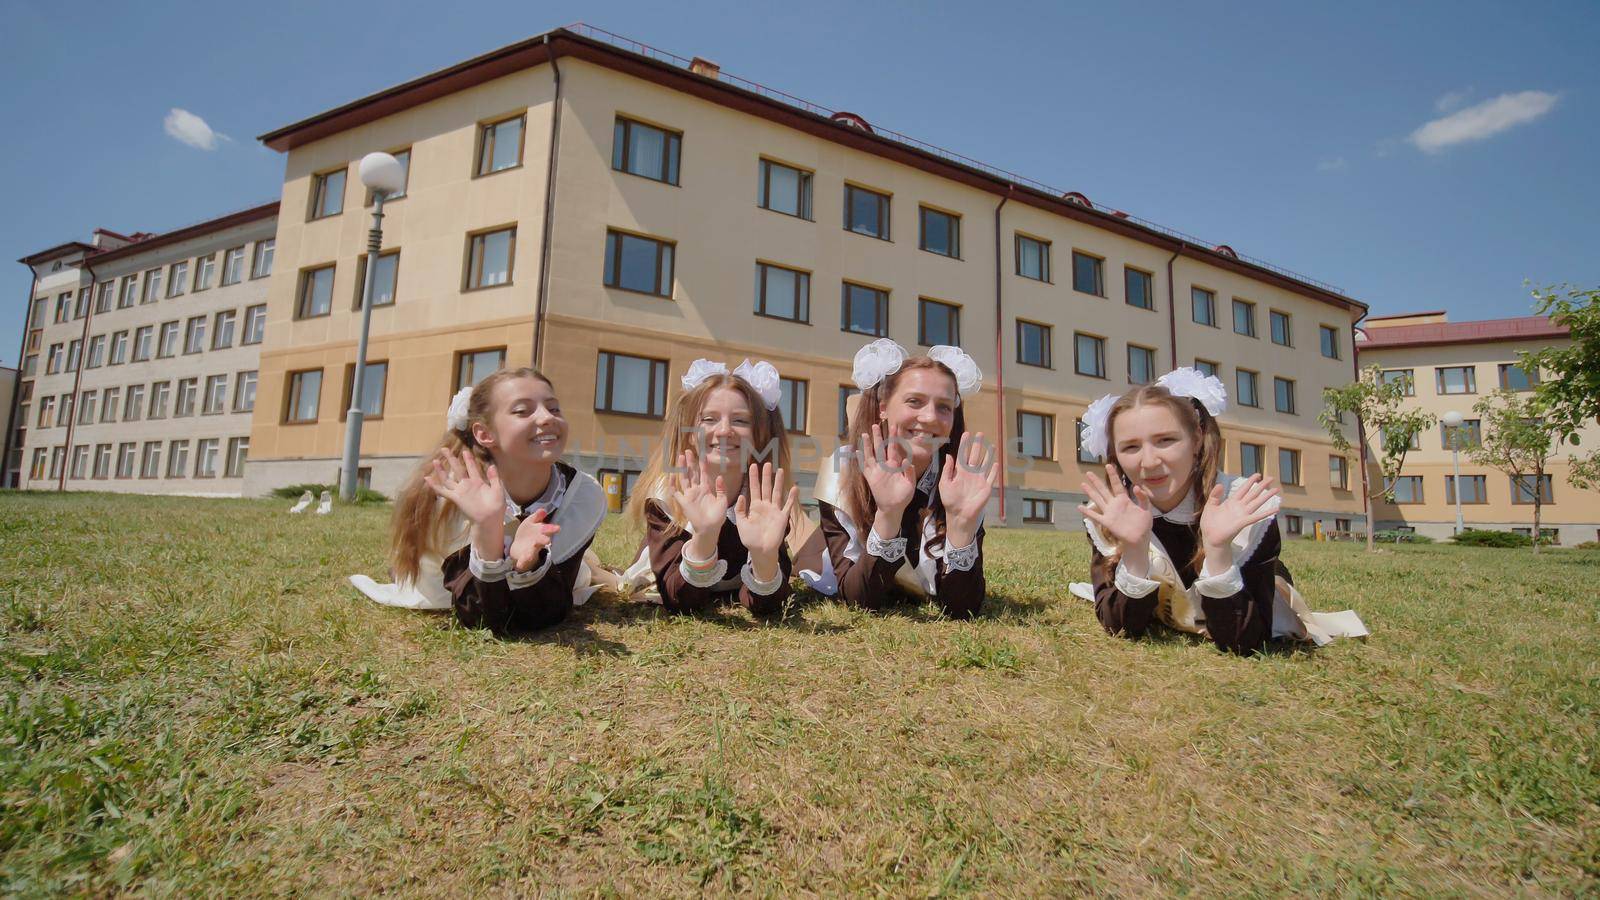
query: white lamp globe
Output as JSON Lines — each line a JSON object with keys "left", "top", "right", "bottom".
{"left": 1442, "top": 410, "right": 1464, "bottom": 428}
{"left": 358, "top": 152, "right": 406, "bottom": 196}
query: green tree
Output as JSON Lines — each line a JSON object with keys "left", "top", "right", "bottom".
{"left": 1519, "top": 284, "right": 1600, "bottom": 489}
{"left": 1320, "top": 365, "right": 1437, "bottom": 551}
{"left": 1471, "top": 389, "right": 1560, "bottom": 552}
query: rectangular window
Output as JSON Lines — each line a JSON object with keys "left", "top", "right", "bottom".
{"left": 1320, "top": 324, "right": 1340, "bottom": 359}
{"left": 842, "top": 282, "right": 889, "bottom": 337}
{"left": 611, "top": 116, "right": 682, "bottom": 185}
{"left": 1237, "top": 369, "right": 1260, "bottom": 407}
{"left": 220, "top": 246, "right": 246, "bottom": 285}
{"left": 75, "top": 287, "right": 90, "bottom": 319}
{"left": 251, "top": 239, "right": 275, "bottom": 279}
{"left": 1446, "top": 474, "right": 1488, "bottom": 504}
{"left": 1194, "top": 359, "right": 1218, "bottom": 378}
{"left": 193, "top": 254, "right": 215, "bottom": 291}
{"left": 140, "top": 441, "right": 162, "bottom": 479}
{"left": 174, "top": 378, "right": 198, "bottom": 418}
{"left": 1128, "top": 345, "right": 1156, "bottom": 385}
{"left": 202, "top": 374, "right": 228, "bottom": 414}
{"left": 70, "top": 445, "right": 89, "bottom": 480}
{"left": 132, "top": 326, "right": 153, "bottom": 362}
{"left": 757, "top": 159, "right": 812, "bottom": 219}
{"left": 66, "top": 340, "right": 82, "bottom": 372}
{"left": 109, "top": 332, "right": 128, "bottom": 365}
{"left": 476, "top": 114, "right": 525, "bottom": 176}
{"left": 1017, "top": 320, "right": 1052, "bottom": 368}
{"left": 285, "top": 370, "right": 322, "bottom": 423}
{"left": 47, "top": 343, "right": 63, "bottom": 374}
{"left": 1233, "top": 299, "right": 1257, "bottom": 337}
{"left": 1285, "top": 514, "right": 1303, "bottom": 536}
{"left": 78, "top": 390, "right": 98, "bottom": 425}
{"left": 1380, "top": 368, "right": 1415, "bottom": 396}
{"left": 754, "top": 262, "right": 810, "bottom": 323}
{"left": 838, "top": 385, "right": 860, "bottom": 436}
{"left": 310, "top": 167, "right": 346, "bottom": 219}
{"left": 1279, "top": 448, "right": 1302, "bottom": 485}
{"left": 57, "top": 394, "right": 74, "bottom": 427}
{"left": 118, "top": 276, "right": 138, "bottom": 308}
{"left": 96, "top": 281, "right": 115, "bottom": 312}
{"left": 364, "top": 150, "right": 410, "bottom": 204}
{"left": 93, "top": 444, "right": 113, "bottom": 479}
{"left": 296, "top": 265, "right": 336, "bottom": 318}
{"left": 166, "top": 441, "right": 189, "bottom": 478}
{"left": 1074, "top": 333, "right": 1106, "bottom": 378}
{"left": 919, "top": 207, "right": 960, "bottom": 258}
{"left": 149, "top": 381, "right": 170, "bottom": 419}
{"left": 354, "top": 250, "right": 400, "bottom": 308}
{"left": 455, "top": 348, "right": 506, "bottom": 390}
{"left": 213, "top": 310, "right": 237, "bottom": 349}
{"left": 1274, "top": 377, "right": 1297, "bottom": 414}
{"left": 844, "top": 184, "right": 890, "bottom": 239}
{"left": 36, "top": 396, "right": 52, "bottom": 428}
{"left": 123, "top": 385, "right": 144, "bottom": 422}
{"left": 53, "top": 293, "right": 71, "bottom": 323}
{"left": 1498, "top": 363, "right": 1539, "bottom": 391}
{"left": 340, "top": 361, "right": 388, "bottom": 419}
{"left": 600, "top": 229, "right": 670, "bottom": 296}
{"left": 1442, "top": 419, "right": 1482, "bottom": 449}
{"left": 778, "top": 377, "right": 808, "bottom": 434}
{"left": 195, "top": 439, "right": 220, "bottom": 478}
{"left": 1240, "top": 443, "right": 1265, "bottom": 477}
{"left": 594, "top": 351, "right": 668, "bottom": 418}
{"left": 918, "top": 298, "right": 960, "bottom": 347}
{"left": 225, "top": 437, "right": 250, "bottom": 478}
{"left": 1379, "top": 426, "right": 1422, "bottom": 451}
{"left": 1191, "top": 287, "right": 1216, "bottom": 326}
{"left": 184, "top": 316, "right": 207, "bottom": 354}
{"left": 234, "top": 371, "right": 258, "bottom": 412}
{"left": 29, "top": 448, "right": 46, "bottom": 481}
{"left": 116, "top": 443, "right": 137, "bottom": 479}
{"left": 1329, "top": 455, "right": 1349, "bottom": 491}
{"left": 242, "top": 305, "right": 267, "bottom": 345}
{"left": 167, "top": 262, "right": 188, "bottom": 298}
{"left": 157, "top": 321, "right": 180, "bottom": 358}
{"left": 100, "top": 388, "right": 119, "bottom": 423}
{"left": 142, "top": 268, "right": 164, "bottom": 304}
{"left": 1390, "top": 475, "right": 1424, "bottom": 504}
{"left": 1023, "top": 497, "right": 1053, "bottom": 524}
{"left": 1072, "top": 251, "right": 1104, "bottom": 296}
{"left": 1436, "top": 366, "right": 1477, "bottom": 395}
{"left": 1270, "top": 310, "right": 1292, "bottom": 346}
{"left": 1015, "top": 234, "right": 1050, "bottom": 281}
{"left": 1017, "top": 411, "right": 1054, "bottom": 459}
{"left": 1511, "top": 474, "right": 1554, "bottom": 504}
{"left": 1125, "top": 267, "right": 1154, "bottom": 310}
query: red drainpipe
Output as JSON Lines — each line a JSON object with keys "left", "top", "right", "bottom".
{"left": 1164, "top": 245, "right": 1180, "bottom": 368}
{"left": 992, "top": 186, "right": 1010, "bottom": 523}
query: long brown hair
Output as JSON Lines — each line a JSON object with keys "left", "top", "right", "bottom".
{"left": 390, "top": 366, "right": 555, "bottom": 582}
{"left": 1094, "top": 383, "right": 1224, "bottom": 575}
{"left": 839, "top": 357, "right": 966, "bottom": 537}
{"left": 626, "top": 371, "right": 795, "bottom": 536}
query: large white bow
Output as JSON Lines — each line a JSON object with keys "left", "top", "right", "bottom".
{"left": 680, "top": 357, "right": 782, "bottom": 410}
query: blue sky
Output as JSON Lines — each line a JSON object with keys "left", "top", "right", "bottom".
{"left": 2, "top": 0, "right": 1596, "bottom": 366}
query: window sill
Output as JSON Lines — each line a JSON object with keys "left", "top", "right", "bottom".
{"left": 472, "top": 163, "right": 524, "bottom": 180}
{"left": 612, "top": 167, "right": 680, "bottom": 188}
{"left": 1016, "top": 360, "right": 1054, "bottom": 370}
{"left": 464, "top": 282, "right": 515, "bottom": 294}
{"left": 844, "top": 229, "right": 892, "bottom": 243}
{"left": 601, "top": 284, "right": 669, "bottom": 300}
{"left": 753, "top": 311, "right": 810, "bottom": 326}
{"left": 758, "top": 206, "right": 814, "bottom": 223}
{"left": 593, "top": 408, "right": 666, "bottom": 422}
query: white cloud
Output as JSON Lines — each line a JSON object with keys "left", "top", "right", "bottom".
{"left": 163, "top": 108, "right": 230, "bottom": 150}
{"left": 1435, "top": 88, "right": 1473, "bottom": 113}
{"left": 1408, "top": 91, "right": 1558, "bottom": 154}
{"left": 1317, "top": 157, "right": 1349, "bottom": 173}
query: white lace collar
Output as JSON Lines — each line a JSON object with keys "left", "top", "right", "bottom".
{"left": 503, "top": 466, "right": 567, "bottom": 521}
{"left": 1152, "top": 488, "right": 1199, "bottom": 525}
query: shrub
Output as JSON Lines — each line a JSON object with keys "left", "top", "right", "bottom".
{"left": 1374, "top": 530, "right": 1435, "bottom": 544}
{"left": 1574, "top": 541, "right": 1600, "bottom": 550}
{"left": 271, "top": 482, "right": 390, "bottom": 505}
{"left": 1451, "top": 529, "right": 1532, "bottom": 548}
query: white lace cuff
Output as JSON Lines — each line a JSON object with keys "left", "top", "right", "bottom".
{"left": 1113, "top": 561, "right": 1161, "bottom": 598}
{"left": 942, "top": 537, "right": 980, "bottom": 573}
{"left": 866, "top": 527, "right": 907, "bottom": 563}
{"left": 1193, "top": 560, "right": 1245, "bottom": 599}
{"left": 679, "top": 542, "right": 729, "bottom": 588}
{"left": 740, "top": 558, "right": 785, "bottom": 596}
{"left": 468, "top": 545, "right": 514, "bottom": 583}
{"left": 506, "top": 549, "right": 554, "bottom": 589}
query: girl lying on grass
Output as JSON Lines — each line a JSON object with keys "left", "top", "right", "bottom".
{"left": 795, "top": 339, "right": 997, "bottom": 619}
{"left": 622, "top": 359, "right": 801, "bottom": 615}
{"left": 377, "top": 367, "right": 606, "bottom": 634}
{"left": 1069, "top": 368, "right": 1367, "bottom": 653}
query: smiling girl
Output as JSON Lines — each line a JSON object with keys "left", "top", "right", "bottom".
{"left": 796, "top": 339, "right": 997, "bottom": 618}
{"left": 1073, "top": 368, "right": 1367, "bottom": 653}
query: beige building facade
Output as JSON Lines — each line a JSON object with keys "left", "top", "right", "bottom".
{"left": 1358, "top": 312, "right": 1600, "bottom": 544}
{"left": 10, "top": 205, "right": 276, "bottom": 495}
{"left": 246, "top": 25, "right": 1369, "bottom": 530}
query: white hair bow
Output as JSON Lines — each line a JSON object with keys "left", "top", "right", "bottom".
{"left": 446, "top": 386, "right": 473, "bottom": 431}
{"left": 681, "top": 357, "right": 782, "bottom": 410}
{"left": 852, "top": 339, "right": 983, "bottom": 406}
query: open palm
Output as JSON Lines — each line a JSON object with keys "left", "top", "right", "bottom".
{"left": 940, "top": 432, "right": 997, "bottom": 535}
{"left": 1078, "top": 465, "right": 1155, "bottom": 552}
{"left": 671, "top": 449, "right": 729, "bottom": 536}
{"left": 423, "top": 449, "right": 505, "bottom": 525}
{"left": 1199, "top": 474, "right": 1280, "bottom": 550}
{"left": 861, "top": 423, "right": 916, "bottom": 513}
{"left": 735, "top": 462, "right": 798, "bottom": 557}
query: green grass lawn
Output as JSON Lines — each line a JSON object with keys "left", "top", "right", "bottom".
{"left": 2, "top": 492, "right": 1597, "bottom": 896}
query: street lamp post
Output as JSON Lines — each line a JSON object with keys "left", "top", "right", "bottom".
{"left": 1442, "top": 409, "right": 1465, "bottom": 535}
{"left": 339, "top": 152, "right": 407, "bottom": 502}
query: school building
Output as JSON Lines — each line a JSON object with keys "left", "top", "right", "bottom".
{"left": 1357, "top": 312, "right": 1600, "bottom": 545}
{"left": 219, "top": 23, "right": 1367, "bottom": 532}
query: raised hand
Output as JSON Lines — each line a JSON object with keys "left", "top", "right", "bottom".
{"left": 860, "top": 423, "right": 917, "bottom": 515}
{"left": 941, "top": 432, "right": 997, "bottom": 547}
{"left": 734, "top": 462, "right": 799, "bottom": 558}
{"left": 1199, "top": 474, "right": 1280, "bottom": 551}
{"left": 1078, "top": 464, "right": 1155, "bottom": 554}
{"left": 423, "top": 448, "right": 506, "bottom": 526}
{"left": 508, "top": 508, "right": 561, "bottom": 572}
{"left": 671, "top": 448, "right": 730, "bottom": 537}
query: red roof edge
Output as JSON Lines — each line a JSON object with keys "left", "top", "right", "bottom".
{"left": 17, "top": 241, "right": 96, "bottom": 266}
{"left": 82, "top": 202, "right": 279, "bottom": 268}
{"left": 1357, "top": 315, "right": 1567, "bottom": 350}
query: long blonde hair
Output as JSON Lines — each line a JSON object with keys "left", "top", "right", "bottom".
{"left": 626, "top": 372, "right": 794, "bottom": 537}
{"left": 390, "top": 366, "right": 555, "bottom": 582}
